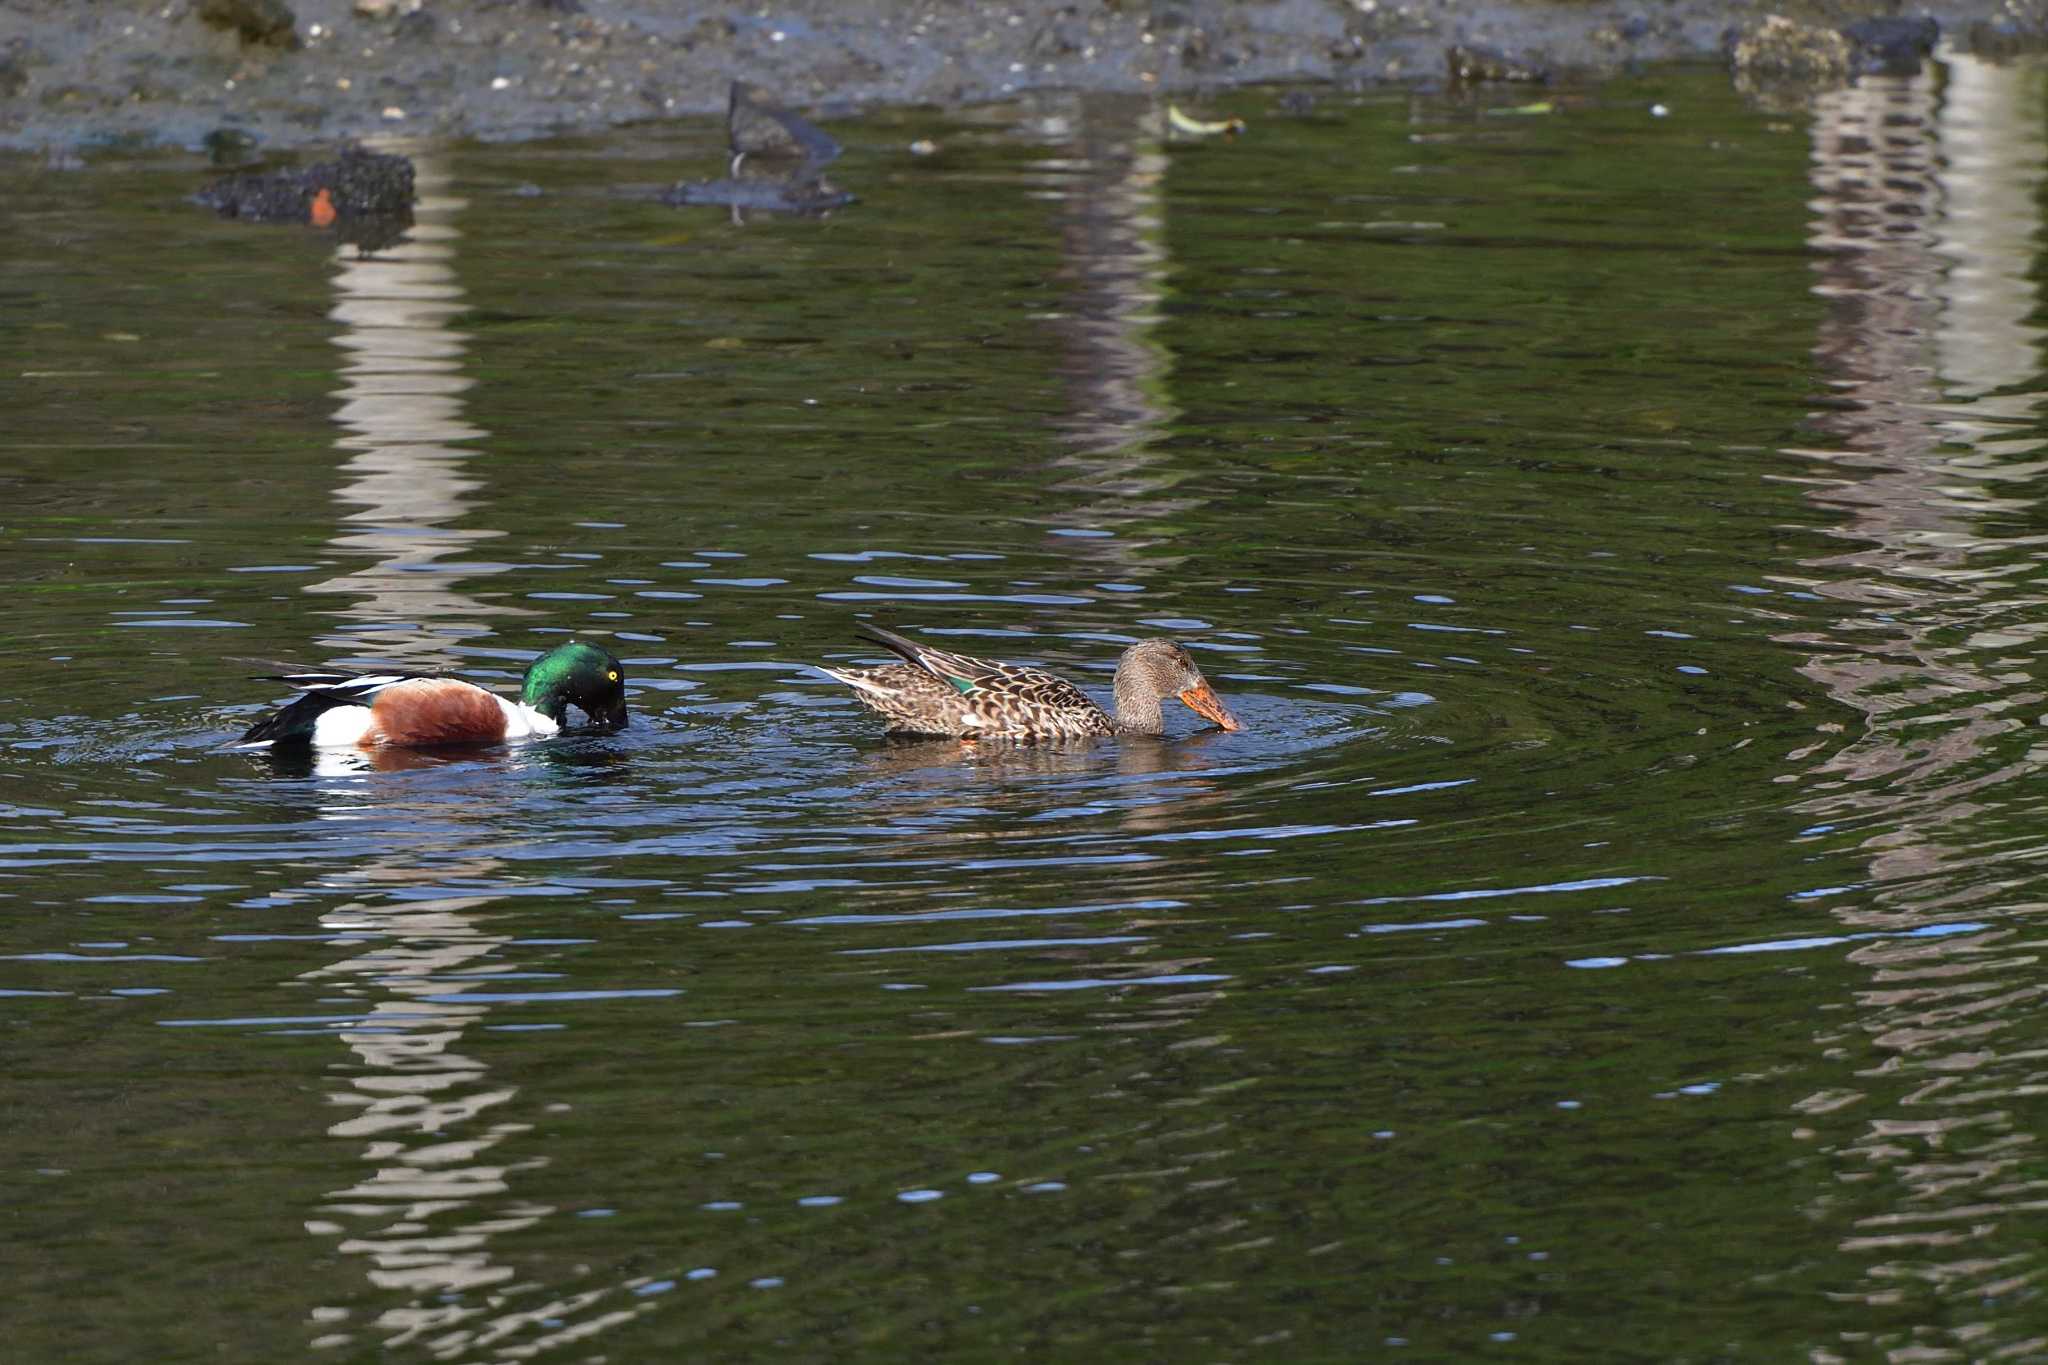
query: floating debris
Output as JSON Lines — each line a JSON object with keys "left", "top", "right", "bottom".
{"left": 1167, "top": 104, "right": 1246, "bottom": 138}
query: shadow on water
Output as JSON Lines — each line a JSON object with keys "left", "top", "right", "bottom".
{"left": 12, "top": 60, "right": 2048, "bottom": 1362}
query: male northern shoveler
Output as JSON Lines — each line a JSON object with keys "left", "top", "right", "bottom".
{"left": 235, "top": 641, "right": 628, "bottom": 750}
{"left": 818, "top": 624, "right": 1242, "bottom": 739}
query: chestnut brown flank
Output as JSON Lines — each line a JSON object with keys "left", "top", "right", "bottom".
{"left": 367, "top": 681, "right": 508, "bottom": 748}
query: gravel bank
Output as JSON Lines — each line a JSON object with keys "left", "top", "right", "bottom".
{"left": 1, "top": 0, "right": 2039, "bottom": 153}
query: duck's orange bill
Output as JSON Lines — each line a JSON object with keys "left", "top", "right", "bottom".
{"left": 1179, "top": 683, "right": 1242, "bottom": 732}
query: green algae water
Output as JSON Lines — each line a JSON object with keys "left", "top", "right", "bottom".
{"left": 6, "top": 63, "right": 2048, "bottom": 1360}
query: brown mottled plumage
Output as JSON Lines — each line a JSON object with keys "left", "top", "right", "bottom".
{"left": 818, "top": 624, "right": 1242, "bottom": 739}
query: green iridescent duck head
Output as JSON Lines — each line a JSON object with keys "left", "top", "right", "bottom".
{"left": 521, "top": 642, "right": 628, "bottom": 730}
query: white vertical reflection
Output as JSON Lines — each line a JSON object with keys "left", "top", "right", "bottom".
{"left": 1788, "top": 52, "right": 2048, "bottom": 1357}
{"left": 1038, "top": 95, "right": 1198, "bottom": 569}
{"left": 297, "top": 851, "right": 651, "bottom": 1357}
{"left": 294, "top": 157, "right": 655, "bottom": 1357}
{"left": 1934, "top": 55, "right": 2048, "bottom": 405}
{"left": 303, "top": 154, "right": 523, "bottom": 668}
{"left": 306, "top": 884, "right": 525, "bottom": 1298}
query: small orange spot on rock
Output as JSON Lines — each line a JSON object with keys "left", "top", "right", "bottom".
{"left": 309, "top": 187, "right": 337, "bottom": 228}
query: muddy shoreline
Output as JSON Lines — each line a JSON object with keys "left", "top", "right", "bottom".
{"left": 1, "top": 0, "right": 2039, "bottom": 154}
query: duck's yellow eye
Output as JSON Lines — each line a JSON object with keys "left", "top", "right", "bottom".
{"left": 607, "top": 670, "right": 620, "bottom": 682}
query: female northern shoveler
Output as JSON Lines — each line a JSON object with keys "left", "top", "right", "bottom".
{"left": 818, "top": 624, "right": 1241, "bottom": 739}
{"left": 235, "top": 641, "right": 628, "bottom": 750}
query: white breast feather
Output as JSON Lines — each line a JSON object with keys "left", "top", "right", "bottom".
{"left": 498, "top": 697, "right": 559, "bottom": 740}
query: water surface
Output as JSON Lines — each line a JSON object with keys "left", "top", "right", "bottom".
{"left": 7, "top": 64, "right": 2048, "bottom": 1360}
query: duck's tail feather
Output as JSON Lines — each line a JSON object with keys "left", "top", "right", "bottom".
{"left": 817, "top": 664, "right": 897, "bottom": 698}
{"left": 235, "top": 690, "right": 365, "bottom": 746}
{"left": 854, "top": 623, "right": 996, "bottom": 695}
{"left": 853, "top": 623, "right": 929, "bottom": 669}
{"left": 229, "top": 656, "right": 321, "bottom": 678}
{"left": 231, "top": 657, "right": 411, "bottom": 695}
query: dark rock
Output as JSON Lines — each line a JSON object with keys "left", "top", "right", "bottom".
{"left": 1966, "top": 17, "right": 2048, "bottom": 59}
{"left": 1842, "top": 15, "right": 1939, "bottom": 75}
{"left": 1153, "top": 0, "right": 1248, "bottom": 69}
{"left": 394, "top": 10, "right": 436, "bottom": 42}
{"left": 202, "top": 126, "right": 262, "bottom": 166}
{"left": 1446, "top": 43, "right": 1552, "bottom": 85}
{"left": 1030, "top": 7, "right": 1092, "bottom": 59}
{"left": 196, "top": 144, "right": 415, "bottom": 227}
{"left": 196, "top": 0, "right": 301, "bottom": 50}
{"left": 0, "top": 42, "right": 28, "bottom": 99}
{"left": 1726, "top": 14, "right": 1851, "bottom": 99}
{"left": 679, "top": 15, "right": 735, "bottom": 52}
